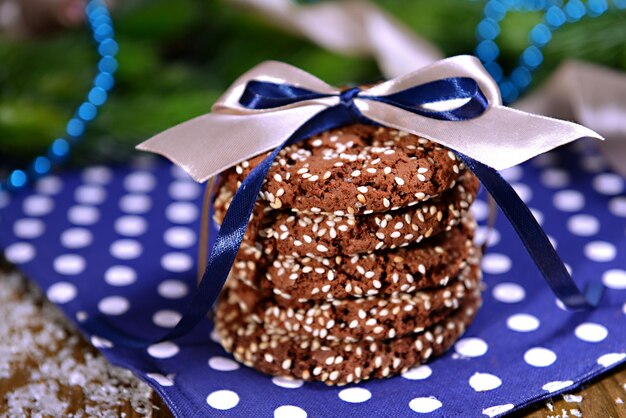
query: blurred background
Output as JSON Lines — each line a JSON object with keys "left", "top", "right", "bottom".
{"left": 1, "top": 0, "right": 625, "bottom": 174}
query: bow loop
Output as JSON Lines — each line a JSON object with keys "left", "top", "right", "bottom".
{"left": 239, "top": 80, "right": 329, "bottom": 109}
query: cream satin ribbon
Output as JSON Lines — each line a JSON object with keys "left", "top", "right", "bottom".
{"left": 137, "top": 56, "right": 601, "bottom": 184}
{"left": 517, "top": 60, "right": 626, "bottom": 178}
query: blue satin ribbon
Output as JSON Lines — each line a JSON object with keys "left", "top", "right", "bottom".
{"left": 84, "top": 77, "right": 602, "bottom": 348}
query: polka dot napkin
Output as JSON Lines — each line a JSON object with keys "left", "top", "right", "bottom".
{"left": 1, "top": 140, "right": 625, "bottom": 417}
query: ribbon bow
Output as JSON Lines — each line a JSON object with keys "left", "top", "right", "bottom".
{"left": 87, "top": 56, "right": 605, "bottom": 347}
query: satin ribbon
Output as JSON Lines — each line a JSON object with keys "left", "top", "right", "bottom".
{"left": 85, "top": 56, "right": 604, "bottom": 347}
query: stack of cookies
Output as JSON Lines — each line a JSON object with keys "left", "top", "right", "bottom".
{"left": 213, "top": 123, "right": 483, "bottom": 385}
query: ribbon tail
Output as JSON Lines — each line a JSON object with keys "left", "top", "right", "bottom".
{"left": 136, "top": 106, "right": 327, "bottom": 182}
{"left": 459, "top": 154, "right": 603, "bottom": 310}
{"left": 360, "top": 101, "right": 603, "bottom": 170}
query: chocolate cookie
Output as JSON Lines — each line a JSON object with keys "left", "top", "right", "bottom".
{"left": 214, "top": 288, "right": 481, "bottom": 386}
{"left": 230, "top": 217, "right": 477, "bottom": 302}
{"left": 221, "top": 123, "right": 468, "bottom": 215}
{"left": 224, "top": 259, "right": 481, "bottom": 342}
{"left": 215, "top": 171, "right": 479, "bottom": 258}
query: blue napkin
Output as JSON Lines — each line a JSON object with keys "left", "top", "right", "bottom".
{"left": 1, "top": 141, "right": 624, "bottom": 417}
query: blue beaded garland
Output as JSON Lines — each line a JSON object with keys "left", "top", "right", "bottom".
{"left": 475, "top": 0, "right": 624, "bottom": 103}
{"left": 2, "top": 0, "right": 117, "bottom": 192}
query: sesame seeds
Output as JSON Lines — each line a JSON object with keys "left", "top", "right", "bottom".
{"left": 394, "top": 177, "right": 405, "bottom": 186}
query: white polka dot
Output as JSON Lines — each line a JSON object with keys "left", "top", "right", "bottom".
{"left": 567, "top": 214, "right": 600, "bottom": 236}
{"left": 76, "top": 311, "right": 88, "bottom": 322}
{"left": 68, "top": 205, "right": 100, "bottom": 225}
{"left": 548, "top": 235, "right": 558, "bottom": 250}
{"left": 553, "top": 190, "right": 585, "bottom": 212}
{"left": 46, "top": 282, "right": 77, "bottom": 304}
{"left": 206, "top": 389, "right": 239, "bottom": 410}
{"left": 481, "top": 253, "right": 511, "bottom": 274}
{"left": 82, "top": 166, "right": 113, "bottom": 184}
{"left": 119, "top": 194, "right": 152, "bottom": 214}
{"left": 524, "top": 347, "right": 557, "bottom": 367}
{"left": 209, "top": 356, "right": 240, "bottom": 372}
{"left": 90, "top": 335, "right": 113, "bottom": 349}
{"left": 482, "top": 404, "right": 514, "bottom": 417}
{"left": 597, "top": 352, "right": 626, "bottom": 367}
{"left": 555, "top": 298, "right": 567, "bottom": 311}
{"left": 499, "top": 165, "right": 523, "bottom": 182}
{"left": 511, "top": 183, "right": 532, "bottom": 203}
{"left": 164, "top": 227, "right": 197, "bottom": 249}
{"left": 542, "top": 380, "right": 573, "bottom": 393}
{"left": 35, "top": 176, "right": 63, "bottom": 195}
{"left": 474, "top": 227, "right": 500, "bottom": 247}
{"left": 469, "top": 372, "right": 502, "bottom": 392}
{"left": 166, "top": 202, "right": 198, "bottom": 224}
{"left": 409, "top": 397, "right": 442, "bottom": 413}
{"left": 492, "top": 283, "right": 525, "bottom": 303}
{"left": 60, "top": 228, "right": 93, "bottom": 249}
{"left": 541, "top": 168, "right": 569, "bottom": 188}
{"left": 147, "top": 341, "right": 180, "bottom": 359}
{"left": 593, "top": 173, "right": 624, "bottom": 195}
{"left": 74, "top": 185, "right": 107, "bottom": 205}
{"left": 401, "top": 365, "right": 432, "bottom": 380}
{"left": 13, "top": 218, "right": 45, "bottom": 239}
{"left": 53, "top": 254, "right": 86, "bottom": 275}
{"left": 609, "top": 197, "right": 626, "bottom": 217}
{"left": 454, "top": 337, "right": 488, "bottom": 357}
{"left": 161, "top": 252, "right": 193, "bottom": 272}
{"left": 470, "top": 199, "right": 489, "bottom": 222}
{"left": 169, "top": 181, "right": 201, "bottom": 200}
{"left": 152, "top": 310, "right": 182, "bottom": 328}
{"left": 210, "top": 328, "right": 221, "bottom": 343}
{"left": 146, "top": 373, "right": 174, "bottom": 387}
{"left": 274, "top": 405, "right": 307, "bottom": 418}
{"left": 0, "top": 191, "right": 10, "bottom": 209}
{"left": 105, "top": 266, "right": 137, "bottom": 286}
{"left": 271, "top": 376, "right": 303, "bottom": 388}
{"left": 584, "top": 241, "right": 616, "bottom": 262}
{"left": 5, "top": 242, "right": 36, "bottom": 264}
{"left": 574, "top": 322, "right": 608, "bottom": 343}
{"left": 530, "top": 208, "right": 544, "bottom": 225}
{"left": 23, "top": 195, "right": 54, "bottom": 216}
{"left": 506, "top": 313, "right": 540, "bottom": 332}
{"left": 158, "top": 280, "right": 188, "bottom": 299}
{"left": 338, "top": 387, "right": 371, "bottom": 403}
{"left": 110, "top": 239, "right": 143, "bottom": 260}
{"left": 124, "top": 171, "right": 156, "bottom": 193}
{"left": 114, "top": 215, "right": 148, "bottom": 237}
{"left": 171, "top": 165, "right": 192, "bottom": 180}
{"left": 602, "top": 269, "right": 626, "bottom": 289}
{"left": 98, "top": 296, "right": 130, "bottom": 316}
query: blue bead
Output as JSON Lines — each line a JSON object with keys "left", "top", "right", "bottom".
{"left": 95, "top": 72, "right": 115, "bottom": 91}
{"left": 98, "top": 39, "right": 118, "bottom": 56}
{"left": 499, "top": 80, "right": 519, "bottom": 103}
{"left": 9, "top": 170, "right": 27, "bottom": 188}
{"left": 88, "top": 87, "right": 108, "bottom": 105}
{"left": 530, "top": 23, "right": 552, "bottom": 46}
{"left": 521, "top": 45, "right": 543, "bottom": 68}
{"left": 33, "top": 156, "right": 51, "bottom": 175}
{"left": 94, "top": 24, "right": 113, "bottom": 42}
{"left": 485, "top": 1, "right": 507, "bottom": 21}
{"left": 476, "top": 40, "right": 500, "bottom": 61}
{"left": 564, "top": 0, "right": 586, "bottom": 21}
{"left": 545, "top": 6, "right": 566, "bottom": 27}
{"left": 587, "top": 0, "right": 608, "bottom": 15}
{"left": 615, "top": 0, "right": 626, "bottom": 9}
{"left": 477, "top": 18, "right": 500, "bottom": 40}
{"left": 78, "top": 103, "right": 98, "bottom": 121}
{"left": 484, "top": 61, "right": 504, "bottom": 82}
{"left": 50, "top": 139, "right": 70, "bottom": 159}
{"left": 92, "top": 15, "right": 112, "bottom": 27}
{"left": 98, "top": 56, "right": 118, "bottom": 73}
{"left": 66, "top": 118, "right": 85, "bottom": 137}
{"left": 511, "top": 67, "right": 532, "bottom": 88}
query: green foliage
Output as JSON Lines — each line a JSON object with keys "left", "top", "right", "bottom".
{"left": 1, "top": 0, "right": 625, "bottom": 169}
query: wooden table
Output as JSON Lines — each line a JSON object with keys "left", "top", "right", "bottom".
{"left": 1, "top": 267, "right": 624, "bottom": 417}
